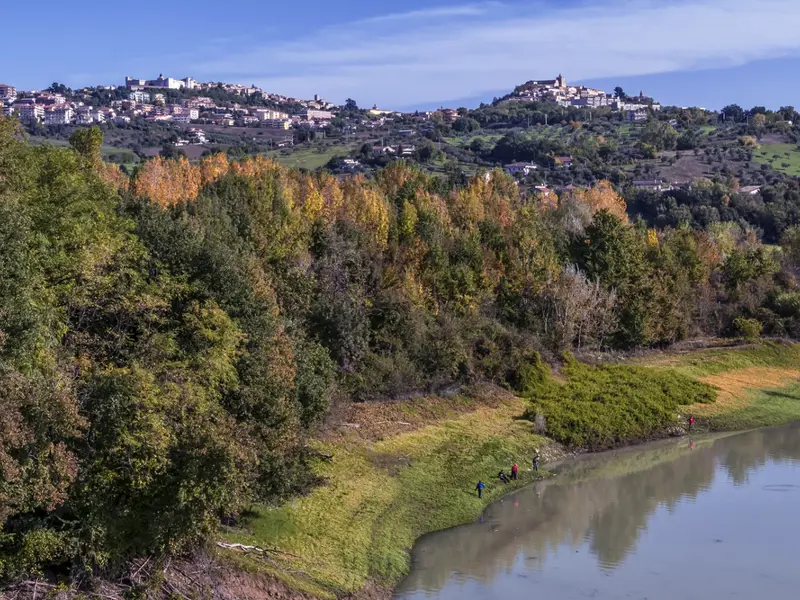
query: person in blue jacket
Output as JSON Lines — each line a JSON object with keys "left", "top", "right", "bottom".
{"left": 476, "top": 480, "right": 486, "bottom": 499}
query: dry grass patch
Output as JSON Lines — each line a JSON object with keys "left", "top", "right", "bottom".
{"left": 694, "top": 368, "right": 800, "bottom": 416}
{"left": 322, "top": 384, "right": 520, "bottom": 442}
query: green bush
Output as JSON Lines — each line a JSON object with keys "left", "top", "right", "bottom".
{"left": 734, "top": 317, "right": 763, "bottom": 341}
{"left": 523, "top": 355, "right": 715, "bottom": 449}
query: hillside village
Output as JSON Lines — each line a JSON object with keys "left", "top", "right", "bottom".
{"left": 506, "top": 74, "right": 660, "bottom": 118}
{"left": 0, "top": 76, "right": 335, "bottom": 130}
{"left": 2, "top": 73, "right": 799, "bottom": 209}
{"left": 0, "top": 73, "right": 661, "bottom": 130}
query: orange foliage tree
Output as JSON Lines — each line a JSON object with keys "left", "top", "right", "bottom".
{"left": 568, "top": 180, "right": 628, "bottom": 223}
{"left": 132, "top": 157, "right": 201, "bottom": 206}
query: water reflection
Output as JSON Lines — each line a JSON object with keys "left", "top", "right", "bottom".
{"left": 396, "top": 424, "right": 800, "bottom": 598}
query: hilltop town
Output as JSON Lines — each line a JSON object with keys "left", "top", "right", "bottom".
{"left": 504, "top": 74, "right": 660, "bottom": 117}
{"left": 0, "top": 75, "right": 335, "bottom": 130}
{"left": 0, "top": 73, "right": 661, "bottom": 130}
{"left": 1, "top": 73, "right": 797, "bottom": 203}
{"left": 0, "top": 73, "right": 666, "bottom": 172}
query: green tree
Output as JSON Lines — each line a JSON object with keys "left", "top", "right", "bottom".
{"left": 640, "top": 120, "right": 678, "bottom": 151}
{"left": 69, "top": 126, "right": 104, "bottom": 167}
{"left": 573, "top": 211, "right": 651, "bottom": 347}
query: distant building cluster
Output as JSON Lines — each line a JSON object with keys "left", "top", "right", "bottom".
{"left": 507, "top": 74, "right": 660, "bottom": 113}
{"left": 0, "top": 74, "right": 342, "bottom": 134}
{"left": 1, "top": 71, "right": 679, "bottom": 171}
{"left": 125, "top": 75, "right": 198, "bottom": 90}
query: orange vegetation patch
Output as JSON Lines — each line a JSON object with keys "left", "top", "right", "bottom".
{"left": 322, "top": 384, "right": 524, "bottom": 443}
{"left": 693, "top": 367, "right": 800, "bottom": 415}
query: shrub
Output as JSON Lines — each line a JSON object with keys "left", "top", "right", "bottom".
{"left": 738, "top": 136, "right": 759, "bottom": 148}
{"left": 532, "top": 413, "right": 547, "bottom": 435}
{"left": 734, "top": 317, "right": 763, "bottom": 341}
{"left": 523, "top": 356, "right": 715, "bottom": 449}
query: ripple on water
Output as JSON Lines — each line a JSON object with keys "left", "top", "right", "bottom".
{"left": 762, "top": 484, "right": 799, "bottom": 492}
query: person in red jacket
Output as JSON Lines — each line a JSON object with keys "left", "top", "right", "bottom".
{"left": 511, "top": 463, "right": 519, "bottom": 480}
{"left": 689, "top": 416, "right": 696, "bottom": 432}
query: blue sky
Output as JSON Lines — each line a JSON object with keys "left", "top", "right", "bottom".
{"left": 4, "top": 0, "right": 800, "bottom": 111}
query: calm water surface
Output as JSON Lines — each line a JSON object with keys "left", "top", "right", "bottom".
{"left": 395, "top": 424, "right": 800, "bottom": 600}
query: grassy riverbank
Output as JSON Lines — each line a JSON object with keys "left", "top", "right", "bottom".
{"left": 221, "top": 388, "right": 554, "bottom": 598}
{"left": 644, "top": 341, "right": 800, "bottom": 429}
{"left": 219, "top": 342, "right": 800, "bottom": 598}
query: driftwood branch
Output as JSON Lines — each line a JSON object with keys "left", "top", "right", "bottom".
{"left": 215, "top": 542, "right": 307, "bottom": 575}
{"left": 130, "top": 556, "right": 151, "bottom": 581}
{"left": 216, "top": 542, "right": 299, "bottom": 558}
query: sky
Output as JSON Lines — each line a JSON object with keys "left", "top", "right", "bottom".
{"left": 4, "top": 0, "right": 800, "bottom": 111}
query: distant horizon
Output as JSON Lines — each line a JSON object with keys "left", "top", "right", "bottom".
{"left": 9, "top": 59, "right": 800, "bottom": 116}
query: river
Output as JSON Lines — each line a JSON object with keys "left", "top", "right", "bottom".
{"left": 394, "top": 423, "right": 800, "bottom": 600}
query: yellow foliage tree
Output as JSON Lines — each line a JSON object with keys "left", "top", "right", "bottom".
{"left": 99, "top": 163, "right": 129, "bottom": 192}
{"left": 341, "top": 175, "right": 390, "bottom": 248}
{"left": 316, "top": 172, "right": 345, "bottom": 223}
{"left": 132, "top": 157, "right": 201, "bottom": 206}
{"left": 571, "top": 180, "right": 628, "bottom": 223}
{"left": 198, "top": 153, "right": 230, "bottom": 186}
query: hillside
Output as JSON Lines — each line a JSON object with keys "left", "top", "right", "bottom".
{"left": 3, "top": 117, "right": 800, "bottom": 598}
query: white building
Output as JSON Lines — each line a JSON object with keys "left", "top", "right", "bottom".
{"left": 255, "top": 108, "right": 289, "bottom": 121}
{"left": 626, "top": 109, "right": 649, "bottom": 123}
{"left": 307, "top": 109, "right": 333, "bottom": 121}
{"left": 264, "top": 119, "right": 291, "bottom": 130}
{"left": 187, "top": 128, "right": 208, "bottom": 144}
{"left": 0, "top": 83, "right": 17, "bottom": 101}
{"left": 632, "top": 180, "right": 671, "bottom": 192}
{"left": 125, "top": 75, "right": 188, "bottom": 90}
{"left": 740, "top": 186, "right": 762, "bottom": 196}
{"left": 44, "top": 106, "right": 75, "bottom": 125}
{"left": 504, "top": 162, "right": 538, "bottom": 176}
{"left": 173, "top": 113, "right": 194, "bottom": 124}
{"left": 96, "top": 107, "right": 116, "bottom": 122}
{"left": 129, "top": 91, "right": 151, "bottom": 103}
{"left": 76, "top": 107, "right": 95, "bottom": 124}
{"left": 18, "top": 103, "right": 45, "bottom": 124}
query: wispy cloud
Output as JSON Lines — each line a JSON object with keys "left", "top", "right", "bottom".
{"left": 192, "top": 0, "right": 800, "bottom": 108}
{"left": 356, "top": 2, "right": 501, "bottom": 25}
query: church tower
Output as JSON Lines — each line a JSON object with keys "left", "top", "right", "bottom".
{"left": 556, "top": 74, "right": 566, "bottom": 89}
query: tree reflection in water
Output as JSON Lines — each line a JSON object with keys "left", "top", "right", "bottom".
{"left": 396, "top": 424, "right": 800, "bottom": 596}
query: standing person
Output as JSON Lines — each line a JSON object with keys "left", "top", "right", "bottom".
{"left": 532, "top": 451, "right": 540, "bottom": 473}
{"left": 476, "top": 480, "right": 485, "bottom": 499}
{"left": 689, "top": 416, "right": 696, "bottom": 432}
{"left": 511, "top": 463, "right": 519, "bottom": 480}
